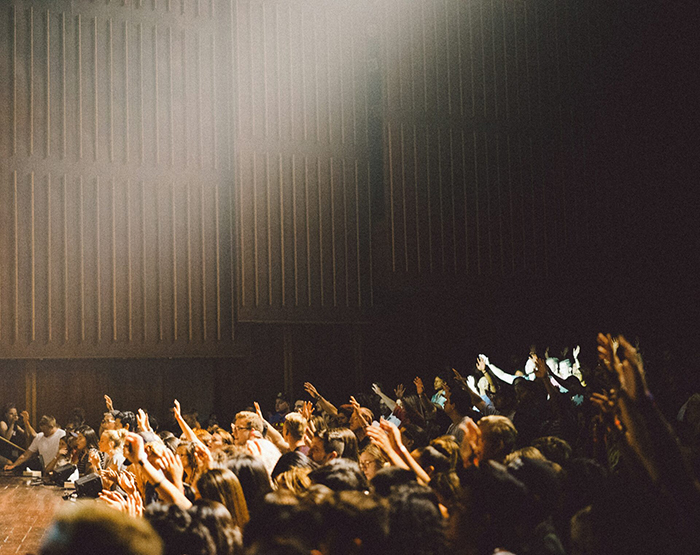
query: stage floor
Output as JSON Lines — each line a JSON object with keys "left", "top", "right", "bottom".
{"left": 0, "top": 475, "right": 66, "bottom": 554}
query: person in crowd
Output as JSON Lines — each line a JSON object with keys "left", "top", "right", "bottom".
{"left": 25, "top": 329, "right": 700, "bottom": 555}
{"left": 70, "top": 426, "right": 103, "bottom": 475}
{"left": 1, "top": 404, "right": 31, "bottom": 446}
{"left": 431, "top": 375, "right": 448, "bottom": 408}
{"left": 4, "top": 415, "right": 65, "bottom": 472}
{"left": 195, "top": 468, "right": 250, "bottom": 529}
{"left": 40, "top": 503, "right": 163, "bottom": 555}
{"left": 359, "top": 443, "right": 388, "bottom": 481}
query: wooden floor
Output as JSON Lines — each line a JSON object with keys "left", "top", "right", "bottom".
{"left": 0, "top": 475, "right": 66, "bottom": 554}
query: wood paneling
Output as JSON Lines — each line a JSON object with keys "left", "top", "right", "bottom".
{"left": 380, "top": 0, "right": 604, "bottom": 282}
{"left": 0, "top": 0, "right": 238, "bottom": 357}
{"left": 233, "top": 1, "right": 375, "bottom": 322}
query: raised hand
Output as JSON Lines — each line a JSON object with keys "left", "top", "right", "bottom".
{"left": 365, "top": 425, "right": 393, "bottom": 457}
{"left": 253, "top": 401, "right": 265, "bottom": 423}
{"left": 193, "top": 442, "right": 214, "bottom": 473}
{"left": 123, "top": 432, "right": 146, "bottom": 465}
{"left": 300, "top": 401, "right": 314, "bottom": 422}
{"left": 371, "top": 383, "right": 383, "bottom": 396}
{"left": 304, "top": 382, "right": 320, "bottom": 400}
{"left": 596, "top": 333, "right": 648, "bottom": 401}
{"left": 125, "top": 489, "right": 144, "bottom": 518}
{"left": 173, "top": 399, "right": 182, "bottom": 419}
{"left": 394, "top": 384, "right": 405, "bottom": 399}
{"left": 476, "top": 356, "right": 487, "bottom": 373}
{"left": 533, "top": 355, "right": 549, "bottom": 380}
{"left": 458, "top": 418, "right": 482, "bottom": 468}
{"left": 104, "top": 395, "right": 114, "bottom": 412}
{"left": 20, "top": 410, "right": 29, "bottom": 423}
{"left": 379, "top": 419, "right": 404, "bottom": 453}
{"left": 453, "top": 368, "right": 468, "bottom": 385}
{"left": 413, "top": 377, "right": 424, "bottom": 395}
{"left": 349, "top": 396, "right": 362, "bottom": 412}
{"left": 137, "top": 409, "right": 152, "bottom": 433}
{"left": 160, "top": 447, "right": 185, "bottom": 492}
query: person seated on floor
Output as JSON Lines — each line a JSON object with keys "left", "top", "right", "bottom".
{"left": 4, "top": 415, "right": 65, "bottom": 473}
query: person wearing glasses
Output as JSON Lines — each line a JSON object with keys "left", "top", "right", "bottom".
{"left": 231, "top": 411, "right": 280, "bottom": 475}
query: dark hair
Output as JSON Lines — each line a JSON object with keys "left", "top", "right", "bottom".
{"left": 116, "top": 411, "right": 137, "bottom": 431}
{"left": 77, "top": 426, "right": 100, "bottom": 451}
{"left": 370, "top": 467, "right": 417, "bottom": 498}
{"left": 308, "top": 458, "right": 368, "bottom": 492}
{"left": 387, "top": 483, "right": 447, "bottom": 555}
{"left": 417, "top": 446, "right": 451, "bottom": 475}
{"left": 531, "top": 436, "right": 573, "bottom": 466}
{"left": 226, "top": 453, "right": 273, "bottom": 517}
{"left": 446, "top": 386, "right": 472, "bottom": 417}
{"left": 317, "top": 428, "right": 359, "bottom": 462}
{"left": 158, "top": 431, "right": 180, "bottom": 454}
{"left": 189, "top": 500, "right": 242, "bottom": 555}
{"left": 145, "top": 503, "right": 215, "bottom": 555}
{"left": 244, "top": 491, "right": 324, "bottom": 552}
{"left": 314, "top": 491, "right": 389, "bottom": 555}
{"left": 196, "top": 469, "right": 249, "bottom": 528}
{"left": 271, "top": 451, "right": 316, "bottom": 482}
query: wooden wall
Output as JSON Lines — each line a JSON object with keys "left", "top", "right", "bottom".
{"left": 0, "top": 0, "right": 669, "bottom": 427}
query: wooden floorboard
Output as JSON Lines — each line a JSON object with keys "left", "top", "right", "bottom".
{"left": 0, "top": 475, "right": 66, "bottom": 554}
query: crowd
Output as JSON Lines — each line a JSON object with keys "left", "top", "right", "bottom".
{"left": 2, "top": 333, "right": 700, "bottom": 555}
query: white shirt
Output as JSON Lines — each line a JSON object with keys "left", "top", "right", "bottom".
{"left": 27, "top": 429, "right": 66, "bottom": 463}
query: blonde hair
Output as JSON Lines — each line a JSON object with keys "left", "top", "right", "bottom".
{"left": 102, "top": 429, "right": 126, "bottom": 450}
{"left": 274, "top": 467, "right": 312, "bottom": 495}
{"left": 283, "top": 413, "right": 308, "bottom": 441}
{"left": 235, "top": 411, "right": 263, "bottom": 433}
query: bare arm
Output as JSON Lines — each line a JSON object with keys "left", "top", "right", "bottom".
{"left": 172, "top": 399, "right": 203, "bottom": 446}
{"left": 304, "top": 382, "right": 338, "bottom": 417}
{"left": 20, "top": 411, "right": 36, "bottom": 440}
{"left": 254, "top": 402, "right": 289, "bottom": 453}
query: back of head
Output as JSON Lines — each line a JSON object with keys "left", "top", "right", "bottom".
{"left": 271, "top": 451, "right": 316, "bottom": 482}
{"left": 226, "top": 453, "right": 273, "bottom": 516}
{"left": 370, "top": 467, "right": 417, "bottom": 498}
{"left": 478, "top": 415, "right": 517, "bottom": 464}
{"left": 235, "top": 411, "right": 263, "bottom": 433}
{"left": 315, "top": 491, "right": 389, "bottom": 555}
{"left": 39, "top": 415, "right": 58, "bottom": 429}
{"left": 454, "top": 461, "right": 532, "bottom": 554}
{"left": 189, "top": 500, "right": 242, "bottom": 555}
{"left": 144, "top": 504, "right": 214, "bottom": 555}
{"left": 387, "top": 482, "right": 446, "bottom": 555}
{"left": 318, "top": 428, "right": 359, "bottom": 462}
{"left": 283, "top": 412, "right": 308, "bottom": 441}
{"left": 531, "top": 436, "right": 573, "bottom": 466}
{"left": 308, "top": 458, "right": 368, "bottom": 492}
{"left": 196, "top": 468, "right": 250, "bottom": 527}
{"left": 41, "top": 503, "right": 163, "bottom": 555}
{"left": 429, "top": 436, "right": 461, "bottom": 470}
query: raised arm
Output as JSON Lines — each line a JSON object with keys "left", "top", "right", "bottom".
{"left": 20, "top": 411, "right": 36, "bottom": 439}
{"left": 172, "top": 399, "right": 203, "bottom": 446}
{"left": 371, "top": 383, "right": 397, "bottom": 412}
{"left": 254, "top": 402, "right": 289, "bottom": 452}
{"left": 304, "top": 382, "right": 338, "bottom": 417}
